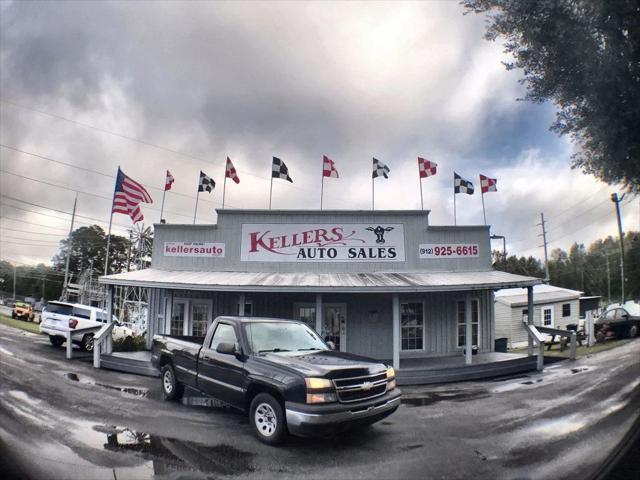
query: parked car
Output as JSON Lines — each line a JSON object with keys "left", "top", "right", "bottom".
{"left": 594, "top": 301, "right": 640, "bottom": 342}
{"left": 12, "top": 302, "right": 35, "bottom": 322}
{"left": 152, "top": 316, "right": 401, "bottom": 444}
{"left": 39, "top": 301, "right": 134, "bottom": 350}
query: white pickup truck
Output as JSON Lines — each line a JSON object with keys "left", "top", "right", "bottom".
{"left": 39, "top": 301, "right": 134, "bottom": 351}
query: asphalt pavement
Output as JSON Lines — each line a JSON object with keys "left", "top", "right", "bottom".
{"left": 0, "top": 322, "right": 638, "bottom": 480}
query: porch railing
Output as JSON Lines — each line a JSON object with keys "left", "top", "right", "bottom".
{"left": 525, "top": 324, "right": 545, "bottom": 371}
{"left": 537, "top": 326, "right": 578, "bottom": 360}
{"left": 93, "top": 322, "right": 115, "bottom": 368}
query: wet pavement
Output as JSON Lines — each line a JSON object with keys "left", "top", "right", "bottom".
{"left": 0, "top": 322, "right": 639, "bottom": 479}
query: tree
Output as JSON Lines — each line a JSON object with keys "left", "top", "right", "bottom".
{"left": 51, "top": 225, "right": 131, "bottom": 280}
{"left": 463, "top": 0, "right": 640, "bottom": 191}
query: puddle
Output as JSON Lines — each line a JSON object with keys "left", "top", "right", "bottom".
{"left": 487, "top": 374, "right": 530, "bottom": 383}
{"left": 91, "top": 424, "right": 254, "bottom": 475}
{"left": 571, "top": 367, "right": 589, "bottom": 374}
{"left": 63, "top": 372, "right": 149, "bottom": 397}
{"left": 401, "top": 389, "right": 489, "bottom": 407}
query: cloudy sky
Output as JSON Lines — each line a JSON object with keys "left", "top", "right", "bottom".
{"left": 0, "top": 1, "right": 637, "bottom": 266}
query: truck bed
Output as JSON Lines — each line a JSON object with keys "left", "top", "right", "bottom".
{"left": 151, "top": 335, "right": 206, "bottom": 387}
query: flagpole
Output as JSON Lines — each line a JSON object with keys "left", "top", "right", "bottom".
{"left": 160, "top": 188, "right": 167, "bottom": 222}
{"left": 419, "top": 177, "right": 424, "bottom": 211}
{"left": 222, "top": 173, "right": 228, "bottom": 209}
{"left": 481, "top": 191, "right": 487, "bottom": 225}
{"left": 453, "top": 174, "right": 457, "bottom": 226}
{"left": 104, "top": 167, "right": 119, "bottom": 276}
{"left": 372, "top": 175, "right": 375, "bottom": 210}
{"left": 320, "top": 166, "right": 325, "bottom": 210}
{"left": 193, "top": 191, "right": 200, "bottom": 224}
{"left": 269, "top": 176, "right": 274, "bottom": 210}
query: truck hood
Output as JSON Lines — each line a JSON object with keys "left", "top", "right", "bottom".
{"left": 255, "top": 350, "right": 388, "bottom": 379}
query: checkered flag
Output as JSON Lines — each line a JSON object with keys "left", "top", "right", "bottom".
{"left": 198, "top": 171, "right": 215, "bottom": 193}
{"left": 480, "top": 174, "right": 497, "bottom": 193}
{"left": 372, "top": 158, "right": 390, "bottom": 179}
{"left": 454, "top": 172, "right": 474, "bottom": 195}
{"left": 418, "top": 158, "right": 437, "bottom": 178}
{"left": 272, "top": 157, "right": 293, "bottom": 183}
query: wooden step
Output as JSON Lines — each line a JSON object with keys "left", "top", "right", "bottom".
{"left": 100, "top": 353, "right": 160, "bottom": 377}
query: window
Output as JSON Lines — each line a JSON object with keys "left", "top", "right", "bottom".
{"left": 45, "top": 303, "right": 73, "bottom": 315}
{"left": 192, "top": 303, "right": 210, "bottom": 337}
{"left": 401, "top": 302, "right": 424, "bottom": 351}
{"left": 605, "top": 309, "right": 616, "bottom": 321}
{"left": 562, "top": 303, "right": 571, "bottom": 317}
{"left": 457, "top": 299, "right": 479, "bottom": 348}
{"left": 542, "top": 306, "right": 553, "bottom": 327}
{"left": 170, "top": 301, "right": 186, "bottom": 336}
{"left": 296, "top": 306, "right": 316, "bottom": 330}
{"left": 72, "top": 306, "right": 91, "bottom": 319}
{"left": 522, "top": 309, "right": 529, "bottom": 323}
{"left": 236, "top": 301, "right": 253, "bottom": 317}
{"left": 210, "top": 323, "right": 237, "bottom": 351}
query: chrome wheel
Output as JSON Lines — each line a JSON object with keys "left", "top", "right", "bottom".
{"left": 163, "top": 370, "right": 173, "bottom": 394}
{"left": 254, "top": 402, "right": 277, "bottom": 437}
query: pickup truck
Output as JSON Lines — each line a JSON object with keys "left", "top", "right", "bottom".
{"left": 151, "top": 316, "right": 401, "bottom": 444}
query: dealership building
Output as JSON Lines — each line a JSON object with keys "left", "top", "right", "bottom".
{"left": 99, "top": 209, "right": 541, "bottom": 378}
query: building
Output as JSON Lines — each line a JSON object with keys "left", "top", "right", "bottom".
{"left": 495, "top": 284, "right": 582, "bottom": 349}
{"left": 99, "top": 210, "right": 542, "bottom": 372}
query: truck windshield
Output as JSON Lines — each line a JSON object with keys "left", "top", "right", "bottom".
{"left": 244, "top": 322, "right": 327, "bottom": 354}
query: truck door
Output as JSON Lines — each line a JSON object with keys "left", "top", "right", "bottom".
{"left": 197, "top": 322, "right": 245, "bottom": 408}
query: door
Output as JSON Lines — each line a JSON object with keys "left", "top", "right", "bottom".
{"left": 170, "top": 299, "right": 188, "bottom": 336}
{"left": 197, "top": 322, "right": 245, "bottom": 408}
{"left": 322, "top": 304, "right": 347, "bottom": 352}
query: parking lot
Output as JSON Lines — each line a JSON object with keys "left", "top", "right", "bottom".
{"left": 0, "top": 322, "right": 638, "bottom": 479}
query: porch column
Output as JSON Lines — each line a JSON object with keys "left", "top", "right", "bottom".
{"left": 527, "top": 285, "right": 534, "bottom": 356}
{"left": 238, "top": 293, "right": 245, "bottom": 316}
{"left": 392, "top": 294, "right": 400, "bottom": 370}
{"left": 106, "top": 285, "right": 114, "bottom": 355}
{"left": 465, "top": 292, "right": 472, "bottom": 365}
{"left": 315, "top": 294, "right": 323, "bottom": 336}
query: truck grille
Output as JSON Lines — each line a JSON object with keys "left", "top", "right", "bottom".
{"left": 333, "top": 372, "right": 388, "bottom": 403}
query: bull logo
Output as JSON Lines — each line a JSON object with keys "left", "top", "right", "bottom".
{"left": 366, "top": 226, "right": 394, "bottom": 244}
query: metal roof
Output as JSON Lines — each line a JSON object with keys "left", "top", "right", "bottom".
{"left": 99, "top": 268, "right": 541, "bottom": 293}
{"left": 495, "top": 284, "right": 582, "bottom": 307}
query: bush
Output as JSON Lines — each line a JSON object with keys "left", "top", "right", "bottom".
{"left": 112, "top": 334, "right": 146, "bottom": 352}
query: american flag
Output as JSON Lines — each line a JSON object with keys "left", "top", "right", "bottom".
{"left": 322, "top": 155, "right": 339, "bottom": 178}
{"left": 418, "top": 157, "right": 437, "bottom": 178}
{"left": 112, "top": 168, "right": 152, "bottom": 223}
{"left": 226, "top": 157, "right": 240, "bottom": 184}
{"left": 479, "top": 174, "right": 497, "bottom": 193}
{"left": 165, "top": 170, "right": 175, "bottom": 191}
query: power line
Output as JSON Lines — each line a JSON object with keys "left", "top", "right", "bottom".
{"left": 0, "top": 234, "right": 61, "bottom": 244}
{"left": 0, "top": 226, "right": 66, "bottom": 237}
{"left": 0, "top": 216, "right": 70, "bottom": 233}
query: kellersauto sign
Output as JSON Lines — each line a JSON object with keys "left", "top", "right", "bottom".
{"left": 240, "top": 223, "right": 406, "bottom": 262}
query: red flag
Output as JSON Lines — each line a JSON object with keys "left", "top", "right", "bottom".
{"left": 112, "top": 168, "right": 152, "bottom": 223}
{"left": 164, "top": 170, "right": 175, "bottom": 191}
{"left": 226, "top": 157, "right": 240, "bottom": 184}
{"left": 418, "top": 157, "right": 437, "bottom": 178}
{"left": 479, "top": 174, "right": 497, "bottom": 193}
{"left": 323, "top": 155, "right": 339, "bottom": 178}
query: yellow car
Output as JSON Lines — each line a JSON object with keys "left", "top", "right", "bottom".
{"left": 12, "top": 302, "right": 35, "bottom": 322}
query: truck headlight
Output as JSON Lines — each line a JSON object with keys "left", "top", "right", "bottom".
{"left": 386, "top": 367, "right": 396, "bottom": 391}
{"left": 304, "top": 377, "right": 333, "bottom": 389}
{"left": 386, "top": 367, "right": 395, "bottom": 379}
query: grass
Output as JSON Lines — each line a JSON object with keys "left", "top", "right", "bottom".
{"left": 511, "top": 338, "right": 633, "bottom": 358}
{"left": 0, "top": 313, "right": 42, "bottom": 334}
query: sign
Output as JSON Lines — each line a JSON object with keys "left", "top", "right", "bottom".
{"left": 419, "top": 244, "right": 479, "bottom": 259}
{"left": 164, "top": 242, "right": 225, "bottom": 258}
{"left": 241, "top": 224, "right": 405, "bottom": 262}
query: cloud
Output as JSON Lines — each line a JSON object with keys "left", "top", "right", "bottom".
{"left": 1, "top": 1, "right": 629, "bottom": 267}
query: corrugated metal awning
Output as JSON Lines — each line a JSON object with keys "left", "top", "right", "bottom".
{"left": 99, "top": 268, "right": 541, "bottom": 293}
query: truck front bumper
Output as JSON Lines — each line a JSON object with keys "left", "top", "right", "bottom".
{"left": 285, "top": 389, "right": 401, "bottom": 437}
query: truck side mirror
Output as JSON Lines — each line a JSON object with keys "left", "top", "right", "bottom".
{"left": 216, "top": 342, "right": 236, "bottom": 355}
{"left": 326, "top": 341, "right": 336, "bottom": 350}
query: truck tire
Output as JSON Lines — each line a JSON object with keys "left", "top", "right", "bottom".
{"left": 161, "top": 364, "right": 184, "bottom": 401}
{"left": 249, "top": 393, "right": 287, "bottom": 445}
{"left": 629, "top": 324, "right": 638, "bottom": 338}
{"left": 81, "top": 334, "right": 94, "bottom": 352}
{"left": 49, "top": 335, "right": 64, "bottom": 347}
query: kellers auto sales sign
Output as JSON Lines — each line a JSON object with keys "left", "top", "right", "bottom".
{"left": 240, "top": 224, "right": 405, "bottom": 262}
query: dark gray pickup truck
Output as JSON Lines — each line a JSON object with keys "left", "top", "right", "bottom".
{"left": 151, "top": 316, "right": 401, "bottom": 444}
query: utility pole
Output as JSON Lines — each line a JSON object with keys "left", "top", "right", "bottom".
{"left": 605, "top": 254, "right": 611, "bottom": 302}
{"left": 12, "top": 265, "right": 16, "bottom": 300}
{"left": 62, "top": 194, "right": 78, "bottom": 301}
{"left": 611, "top": 192, "right": 626, "bottom": 304}
{"left": 538, "top": 212, "right": 550, "bottom": 282}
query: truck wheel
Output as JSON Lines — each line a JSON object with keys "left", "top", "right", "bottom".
{"left": 81, "top": 334, "right": 94, "bottom": 352}
{"left": 161, "top": 364, "right": 184, "bottom": 401}
{"left": 249, "top": 393, "right": 287, "bottom": 445}
{"left": 49, "top": 336, "right": 64, "bottom": 347}
{"left": 629, "top": 325, "right": 638, "bottom": 338}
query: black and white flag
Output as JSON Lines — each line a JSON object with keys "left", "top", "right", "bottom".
{"left": 198, "top": 171, "right": 215, "bottom": 193}
{"left": 454, "top": 172, "right": 474, "bottom": 194}
{"left": 372, "top": 158, "right": 390, "bottom": 179}
{"left": 272, "top": 157, "right": 293, "bottom": 183}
